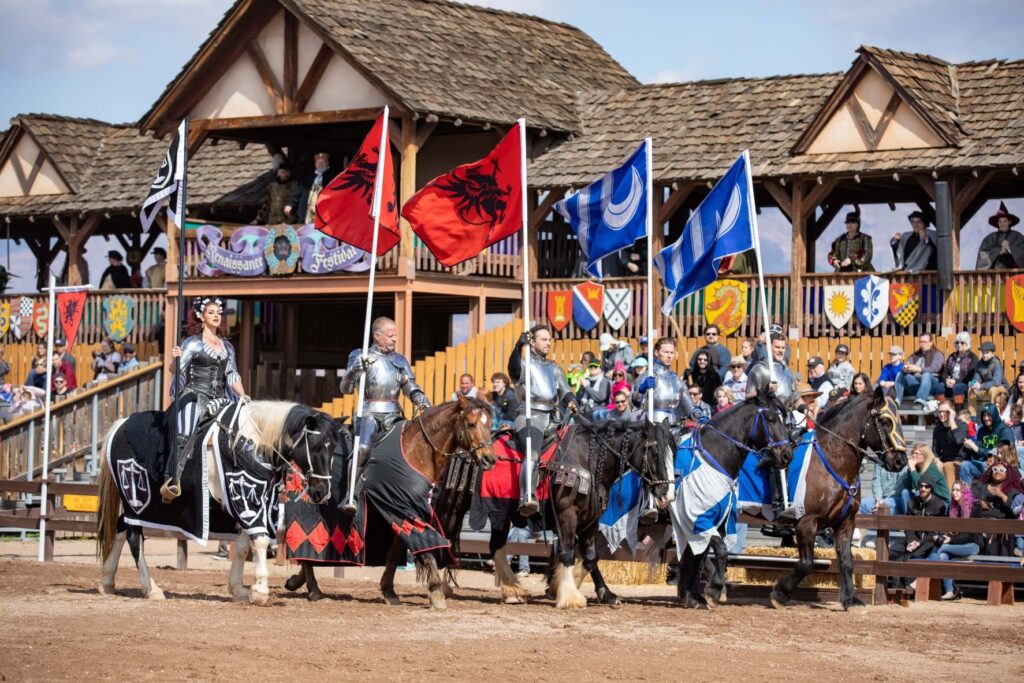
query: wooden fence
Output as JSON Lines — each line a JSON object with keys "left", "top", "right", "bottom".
{"left": 0, "top": 289, "right": 165, "bottom": 346}
{"left": 0, "top": 361, "right": 163, "bottom": 481}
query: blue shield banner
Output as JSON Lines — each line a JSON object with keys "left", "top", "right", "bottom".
{"left": 572, "top": 281, "right": 604, "bottom": 331}
{"left": 554, "top": 141, "right": 648, "bottom": 280}
{"left": 854, "top": 275, "right": 889, "bottom": 329}
{"left": 103, "top": 295, "right": 136, "bottom": 342}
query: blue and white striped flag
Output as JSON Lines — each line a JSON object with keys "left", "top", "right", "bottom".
{"left": 654, "top": 151, "right": 756, "bottom": 314}
{"left": 554, "top": 141, "right": 648, "bottom": 280}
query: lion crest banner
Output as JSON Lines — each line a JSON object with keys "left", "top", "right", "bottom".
{"left": 889, "top": 283, "right": 921, "bottom": 328}
{"left": 102, "top": 295, "right": 135, "bottom": 342}
{"left": 703, "top": 279, "right": 747, "bottom": 336}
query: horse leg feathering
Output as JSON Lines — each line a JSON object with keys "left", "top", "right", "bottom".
{"left": 380, "top": 539, "right": 404, "bottom": 606}
{"left": 248, "top": 534, "right": 272, "bottom": 606}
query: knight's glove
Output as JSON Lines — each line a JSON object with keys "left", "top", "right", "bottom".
{"left": 412, "top": 392, "right": 431, "bottom": 410}
{"left": 637, "top": 375, "right": 657, "bottom": 394}
{"left": 359, "top": 355, "right": 375, "bottom": 371}
{"left": 567, "top": 401, "right": 579, "bottom": 415}
{"left": 517, "top": 331, "right": 533, "bottom": 347}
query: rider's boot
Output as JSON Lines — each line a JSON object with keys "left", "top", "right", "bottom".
{"left": 160, "top": 434, "right": 188, "bottom": 503}
{"left": 518, "top": 461, "right": 539, "bottom": 518}
{"left": 639, "top": 491, "right": 659, "bottom": 524}
{"left": 339, "top": 443, "right": 370, "bottom": 515}
{"left": 761, "top": 467, "right": 795, "bottom": 537}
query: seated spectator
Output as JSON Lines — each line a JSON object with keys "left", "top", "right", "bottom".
{"left": 895, "top": 333, "right": 945, "bottom": 408}
{"left": 10, "top": 386, "right": 42, "bottom": 417}
{"left": 712, "top": 386, "right": 733, "bottom": 415}
{"left": 856, "top": 453, "right": 907, "bottom": 548}
{"left": 608, "top": 390, "right": 638, "bottom": 422}
{"left": 54, "top": 338, "right": 76, "bottom": 375}
{"left": 968, "top": 341, "right": 1009, "bottom": 415}
{"left": 850, "top": 372, "right": 872, "bottom": 397}
{"left": 966, "top": 403, "right": 1014, "bottom": 467}
{"left": 739, "top": 337, "right": 755, "bottom": 366}
{"left": 25, "top": 357, "right": 47, "bottom": 390}
{"left": 52, "top": 374, "right": 72, "bottom": 401}
{"left": 888, "top": 473, "right": 947, "bottom": 584}
{"left": 941, "top": 332, "right": 978, "bottom": 409}
{"left": 576, "top": 361, "right": 611, "bottom": 418}
{"left": 793, "top": 384, "right": 822, "bottom": 429}
{"left": 826, "top": 343, "right": 854, "bottom": 390}
{"left": 890, "top": 210, "right": 937, "bottom": 273}
{"left": 607, "top": 362, "right": 631, "bottom": 409}
{"left": 451, "top": 373, "right": 478, "bottom": 401}
{"left": 927, "top": 479, "right": 981, "bottom": 600}
{"left": 1007, "top": 368, "right": 1024, "bottom": 421}
{"left": 51, "top": 352, "right": 77, "bottom": 392}
{"left": 933, "top": 401, "right": 969, "bottom": 487}
{"left": 972, "top": 455, "right": 1024, "bottom": 555}
{"left": 119, "top": 344, "right": 140, "bottom": 373}
{"left": 687, "top": 385, "right": 712, "bottom": 419}
{"left": 748, "top": 324, "right": 790, "bottom": 369}
{"left": 599, "top": 334, "right": 634, "bottom": 374}
{"left": 637, "top": 337, "right": 649, "bottom": 360}
{"left": 686, "top": 350, "right": 722, "bottom": 400}
{"left": 690, "top": 325, "right": 731, "bottom": 379}
{"left": 899, "top": 443, "right": 950, "bottom": 511}
{"left": 975, "top": 202, "right": 1024, "bottom": 270}
{"left": 806, "top": 356, "right": 833, "bottom": 409}
{"left": 91, "top": 338, "right": 121, "bottom": 382}
{"left": 1007, "top": 403, "right": 1024, "bottom": 462}
{"left": 629, "top": 356, "right": 648, "bottom": 382}
{"left": 723, "top": 357, "right": 748, "bottom": 403}
{"left": 506, "top": 523, "right": 533, "bottom": 578}
{"left": 877, "top": 345, "right": 903, "bottom": 396}
{"left": 489, "top": 373, "right": 518, "bottom": 430}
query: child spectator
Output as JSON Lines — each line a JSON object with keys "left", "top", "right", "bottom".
{"left": 712, "top": 386, "right": 733, "bottom": 415}
{"left": 968, "top": 341, "right": 1009, "bottom": 414}
{"left": 927, "top": 479, "right": 980, "bottom": 600}
{"left": 877, "top": 345, "right": 903, "bottom": 396}
{"left": 827, "top": 343, "right": 855, "bottom": 390}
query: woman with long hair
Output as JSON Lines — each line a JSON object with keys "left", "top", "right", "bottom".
{"left": 850, "top": 372, "right": 873, "bottom": 396}
{"left": 687, "top": 350, "right": 722, "bottom": 401}
{"left": 899, "top": 443, "right": 950, "bottom": 510}
{"left": 927, "top": 479, "right": 979, "bottom": 601}
{"left": 161, "top": 296, "right": 249, "bottom": 500}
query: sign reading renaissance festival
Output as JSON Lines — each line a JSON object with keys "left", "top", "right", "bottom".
{"left": 195, "top": 223, "right": 371, "bottom": 277}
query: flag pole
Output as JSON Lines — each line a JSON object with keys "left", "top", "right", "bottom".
{"left": 644, "top": 138, "right": 655, "bottom": 422}
{"left": 166, "top": 118, "right": 190, "bottom": 498}
{"left": 744, "top": 150, "right": 775, "bottom": 387}
{"left": 344, "top": 105, "right": 390, "bottom": 512}
{"left": 517, "top": 118, "right": 534, "bottom": 502}
{"left": 37, "top": 274, "right": 57, "bottom": 561}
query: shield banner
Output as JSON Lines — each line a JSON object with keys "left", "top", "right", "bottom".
{"left": 547, "top": 290, "right": 571, "bottom": 332}
{"left": 0, "top": 303, "right": 9, "bottom": 338}
{"left": 823, "top": 285, "right": 855, "bottom": 329}
{"left": 1007, "top": 273, "right": 1024, "bottom": 333}
{"left": 854, "top": 275, "right": 889, "bottom": 329}
{"left": 889, "top": 283, "right": 921, "bottom": 327}
{"left": 102, "top": 295, "right": 136, "bottom": 342}
{"left": 602, "top": 288, "right": 632, "bottom": 331}
{"left": 704, "top": 279, "right": 747, "bottom": 336}
{"left": 572, "top": 281, "right": 604, "bottom": 332}
{"left": 12, "top": 296, "right": 32, "bottom": 339}
{"left": 56, "top": 290, "right": 88, "bottom": 352}
{"left": 32, "top": 301, "right": 49, "bottom": 338}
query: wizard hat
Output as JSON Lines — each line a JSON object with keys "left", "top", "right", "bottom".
{"left": 988, "top": 201, "right": 1020, "bottom": 228}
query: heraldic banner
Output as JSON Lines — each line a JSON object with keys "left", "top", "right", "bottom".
{"left": 889, "top": 283, "right": 921, "bottom": 328}
{"left": 547, "top": 290, "right": 571, "bottom": 332}
{"left": 823, "top": 285, "right": 855, "bottom": 329}
{"left": 1007, "top": 273, "right": 1024, "bottom": 333}
{"left": 854, "top": 275, "right": 889, "bottom": 329}
{"left": 703, "top": 279, "right": 747, "bottom": 336}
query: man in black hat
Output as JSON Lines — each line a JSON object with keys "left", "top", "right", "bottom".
{"left": 891, "top": 211, "right": 937, "bottom": 273}
{"left": 976, "top": 201, "right": 1024, "bottom": 269}
{"left": 98, "top": 251, "right": 132, "bottom": 289}
{"left": 827, "top": 210, "right": 873, "bottom": 272}
{"left": 145, "top": 247, "right": 167, "bottom": 288}
{"left": 256, "top": 162, "right": 297, "bottom": 225}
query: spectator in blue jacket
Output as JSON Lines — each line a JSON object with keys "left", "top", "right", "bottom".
{"left": 877, "top": 345, "right": 904, "bottom": 397}
{"left": 958, "top": 403, "right": 1014, "bottom": 484}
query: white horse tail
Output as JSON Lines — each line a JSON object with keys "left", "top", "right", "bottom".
{"left": 96, "top": 419, "right": 126, "bottom": 561}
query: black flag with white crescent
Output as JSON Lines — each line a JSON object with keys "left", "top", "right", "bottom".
{"left": 140, "top": 119, "right": 186, "bottom": 231}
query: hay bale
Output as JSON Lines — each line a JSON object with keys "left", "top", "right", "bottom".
{"left": 726, "top": 546, "right": 876, "bottom": 589}
{"left": 585, "top": 560, "right": 668, "bottom": 586}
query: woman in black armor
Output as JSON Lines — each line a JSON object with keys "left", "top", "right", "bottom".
{"left": 161, "top": 296, "right": 249, "bottom": 500}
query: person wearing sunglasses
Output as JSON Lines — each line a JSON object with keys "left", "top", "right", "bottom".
{"left": 609, "top": 390, "right": 637, "bottom": 422}
{"left": 940, "top": 331, "right": 978, "bottom": 408}
{"left": 888, "top": 472, "right": 947, "bottom": 587}
{"left": 689, "top": 324, "right": 731, "bottom": 380}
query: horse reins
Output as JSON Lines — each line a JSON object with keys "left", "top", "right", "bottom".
{"left": 416, "top": 411, "right": 491, "bottom": 461}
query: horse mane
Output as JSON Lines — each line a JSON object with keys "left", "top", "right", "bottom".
{"left": 591, "top": 419, "right": 645, "bottom": 436}
{"left": 816, "top": 393, "right": 871, "bottom": 426}
{"left": 236, "top": 400, "right": 329, "bottom": 458}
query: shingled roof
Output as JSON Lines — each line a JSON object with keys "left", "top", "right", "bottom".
{"left": 0, "top": 114, "right": 269, "bottom": 219}
{"left": 530, "top": 50, "right": 1024, "bottom": 187}
{"left": 142, "top": 0, "right": 638, "bottom": 134}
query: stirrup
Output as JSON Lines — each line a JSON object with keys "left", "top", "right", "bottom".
{"left": 518, "top": 499, "right": 539, "bottom": 517}
{"left": 160, "top": 479, "right": 181, "bottom": 503}
{"left": 640, "top": 506, "right": 659, "bottom": 524}
{"left": 338, "top": 499, "right": 358, "bottom": 516}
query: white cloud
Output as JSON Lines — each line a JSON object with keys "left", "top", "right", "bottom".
{"left": 67, "top": 39, "right": 132, "bottom": 69}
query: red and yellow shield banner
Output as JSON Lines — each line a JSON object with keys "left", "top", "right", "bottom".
{"left": 704, "top": 279, "right": 747, "bottom": 336}
{"left": 888, "top": 283, "right": 920, "bottom": 327}
{"left": 1007, "top": 273, "right": 1024, "bottom": 333}
{"left": 547, "top": 290, "right": 571, "bottom": 332}
{"left": 32, "top": 301, "right": 49, "bottom": 338}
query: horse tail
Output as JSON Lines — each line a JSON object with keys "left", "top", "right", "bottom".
{"left": 96, "top": 419, "right": 125, "bottom": 562}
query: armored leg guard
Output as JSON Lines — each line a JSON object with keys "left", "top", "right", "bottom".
{"left": 518, "top": 462, "right": 540, "bottom": 518}
{"left": 640, "top": 492, "right": 659, "bottom": 524}
{"left": 339, "top": 442, "right": 371, "bottom": 515}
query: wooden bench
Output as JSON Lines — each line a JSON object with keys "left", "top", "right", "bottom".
{"left": 858, "top": 513, "right": 1024, "bottom": 606}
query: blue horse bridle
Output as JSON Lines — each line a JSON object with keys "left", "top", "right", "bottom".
{"left": 689, "top": 406, "right": 790, "bottom": 477}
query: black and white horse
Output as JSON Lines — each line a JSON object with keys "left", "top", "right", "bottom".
{"left": 97, "top": 400, "right": 336, "bottom": 606}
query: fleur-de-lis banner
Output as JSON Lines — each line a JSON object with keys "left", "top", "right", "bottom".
{"left": 56, "top": 290, "right": 88, "bottom": 352}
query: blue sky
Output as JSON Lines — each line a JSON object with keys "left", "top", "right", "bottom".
{"left": 1, "top": 0, "right": 1022, "bottom": 284}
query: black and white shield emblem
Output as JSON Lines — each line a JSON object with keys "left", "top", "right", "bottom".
{"left": 603, "top": 288, "right": 632, "bottom": 331}
{"left": 225, "top": 470, "right": 268, "bottom": 525}
{"left": 116, "top": 458, "right": 151, "bottom": 514}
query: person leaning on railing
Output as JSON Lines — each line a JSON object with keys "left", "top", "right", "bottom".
{"left": 887, "top": 472, "right": 947, "bottom": 590}
{"left": 925, "top": 479, "right": 981, "bottom": 601}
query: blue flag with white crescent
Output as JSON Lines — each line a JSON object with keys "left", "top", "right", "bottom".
{"left": 654, "top": 151, "right": 756, "bottom": 314}
{"left": 553, "top": 141, "right": 649, "bottom": 280}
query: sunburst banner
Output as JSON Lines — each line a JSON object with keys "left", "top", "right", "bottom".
{"left": 823, "top": 284, "right": 855, "bottom": 329}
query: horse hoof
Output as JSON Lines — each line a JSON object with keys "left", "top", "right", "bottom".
{"left": 441, "top": 582, "right": 454, "bottom": 599}
{"left": 596, "top": 588, "right": 620, "bottom": 606}
{"left": 502, "top": 594, "right": 526, "bottom": 604}
{"left": 769, "top": 591, "right": 789, "bottom": 609}
{"left": 555, "top": 590, "right": 587, "bottom": 610}
{"left": 844, "top": 597, "right": 866, "bottom": 611}
{"left": 284, "top": 574, "right": 305, "bottom": 592}
{"left": 146, "top": 587, "right": 166, "bottom": 601}
{"left": 307, "top": 590, "right": 325, "bottom": 602}
{"left": 382, "top": 591, "right": 401, "bottom": 606}
{"left": 233, "top": 590, "right": 249, "bottom": 603}
{"left": 719, "top": 586, "right": 728, "bottom": 604}
{"left": 249, "top": 588, "right": 272, "bottom": 607}
{"left": 500, "top": 583, "right": 527, "bottom": 604}
{"left": 682, "top": 595, "right": 708, "bottom": 610}
{"left": 98, "top": 582, "right": 116, "bottom": 596}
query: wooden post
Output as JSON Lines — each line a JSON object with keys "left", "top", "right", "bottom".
{"left": 398, "top": 114, "right": 417, "bottom": 278}
{"left": 238, "top": 300, "right": 256, "bottom": 390}
{"left": 394, "top": 290, "right": 413, "bottom": 359}
{"left": 52, "top": 214, "right": 101, "bottom": 286}
{"left": 468, "top": 291, "right": 487, "bottom": 337}
{"left": 162, "top": 295, "right": 178, "bottom": 409}
{"left": 789, "top": 181, "right": 806, "bottom": 336}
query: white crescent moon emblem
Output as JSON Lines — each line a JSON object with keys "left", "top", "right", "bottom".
{"left": 602, "top": 168, "right": 643, "bottom": 229}
{"left": 715, "top": 185, "right": 741, "bottom": 239}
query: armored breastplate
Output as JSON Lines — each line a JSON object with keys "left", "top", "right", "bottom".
{"left": 651, "top": 364, "right": 682, "bottom": 424}
{"left": 523, "top": 355, "right": 559, "bottom": 408}
{"left": 364, "top": 349, "right": 403, "bottom": 413}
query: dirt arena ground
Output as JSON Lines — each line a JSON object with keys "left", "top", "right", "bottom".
{"left": 0, "top": 539, "right": 1021, "bottom": 682}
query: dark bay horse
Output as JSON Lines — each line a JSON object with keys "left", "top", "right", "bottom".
{"left": 98, "top": 401, "right": 337, "bottom": 606}
{"left": 769, "top": 388, "right": 907, "bottom": 610}
{"left": 671, "top": 393, "right": 794, "bottom": 608}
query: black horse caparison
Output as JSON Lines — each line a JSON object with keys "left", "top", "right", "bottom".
{"left": 768, "top": 388, "right": 906, "bottom": 610}
{"left": 672, "top": 393, "right": 794, "bottom": 609}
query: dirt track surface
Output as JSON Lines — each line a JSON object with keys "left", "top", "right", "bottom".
{"left": 0, "top": 540, "right": 1022, "bottom": 682}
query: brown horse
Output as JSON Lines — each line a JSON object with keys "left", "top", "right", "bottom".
{"left": 768, "top": 388, "right": 907, "bottom": 610}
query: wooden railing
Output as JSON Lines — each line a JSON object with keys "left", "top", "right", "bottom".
{"left": 0, "top": 361, "right": 163, "bottom": 482}
{"left": 0, "top": 289, "right": 164, "bottom": 346}
{"left": 2, "top": 341, "right": 159, "bottom": 398}
{"left": 414, "top": 235, "right": 521, "bottom": 279}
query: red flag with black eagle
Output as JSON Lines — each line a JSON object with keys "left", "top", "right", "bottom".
{"left": 314, "top": 112, "right": 399, "bottom": 256}
{"left": 56, "top": 290, "right": 88, "bottom": 353}
{"left": 402, "top": 122, "right": 523, "bottom": 267}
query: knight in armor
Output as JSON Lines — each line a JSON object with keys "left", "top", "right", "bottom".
{"left": 339, "top": 316, "right": 430, "bottom": 514}
{"left": 746, "top": 331, "right": 798, "bottom": 521}
{"left": 161, "top": 296, "right": 249, "bottom": 502}
{"left": 508, "top": 325, "right": 577, "bottom": 517}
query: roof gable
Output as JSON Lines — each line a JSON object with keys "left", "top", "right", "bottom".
{"left": 793, "top": 46, "right": 961, "bottom": 155}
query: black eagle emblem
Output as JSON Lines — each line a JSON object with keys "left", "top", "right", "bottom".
{"left": 434, "top": 160, "right": 511, "bottom": 238}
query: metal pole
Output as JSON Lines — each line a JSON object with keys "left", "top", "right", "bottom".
{"left": 38, "top": 274, "right": 56, "bottom": 561}
{"left": 344, "top": 106, "right": 390, "bottom": 512}
{"left": 644, "top": 138, "right": 655, "bottom": 422}
{"left": 518, "top": 119, "right": 533, "bottom": 500}
{"left": 90, "top": 393, "right": 99, "bottom": 476}
{"left": 26, "top": 418, "right": 35, "bottom": 496}
{"left": 744, "top": 150, "right": 776, "bottom": 388}
{"left": 168, "top": 118, "right": 190, "bottom": 485}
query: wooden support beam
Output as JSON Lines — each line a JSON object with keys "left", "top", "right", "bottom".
{"left": 953, "top": 170, "right": 996, "bottom": 216}
{"left": 398, "top": 114, "right": 417, "bottom": 278}
{"left": 915, "top": 200, "right": 937, "bottom": 227}
{"left": 762, "top": 180, "right": 792, "bottom": 220}
{"left": 529, "top": 188, "right": 564, "bottom": 232}
{"left": 191, "top": 108, "right": 384, "bottom": 132}
{"left": 238, "top": 300, "right": 255, "bottom": 390}
{"left": 806, "top": 202, "right": 842, "bottom": 274}
{"left": 187, "top": 128, "right": 209, "bottom": 157}
{"left": 656, "top": 182, "right": 694, "bottom": 224}
{"left": 414, "top": 121, "right": 438, "bottom": 149}
{"left": 394, "top": 291, "right": 413, "bottom": 360}
{"left": 295, "top": 43, "right": 333, "bottom": 113}
{"left": 789, "top": 182, "right": 807, "bottom": 334}
{"left": 913, "top": 175, "right": 936, "bottom": 201}
{"left": 804, "top": 177, "right": 839, "bottom": 214}
{"left": 245, "top": 40, "right": 285, "bottom": 114}
{"left": 283, "top": 11, "right": 298, "bottom": 112}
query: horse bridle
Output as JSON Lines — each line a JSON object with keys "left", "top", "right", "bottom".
{"left": 577, "top": 417, "right": 673, "bottom": 489}
{"left": 416, "top": 411, "right": 491, "bottom": 460}
{"left": 813, "top": 397, "right": 906, "bottom": 467}
{"left": 696, "top": 405, "right": 791, "bottom": 461}
{"left": 231, "top": 405, "right": 332, "bottom": 499}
